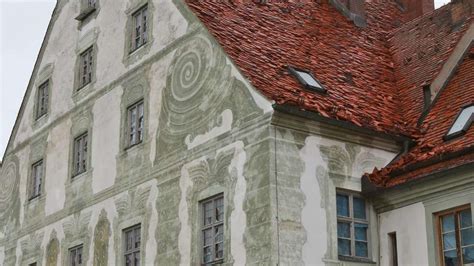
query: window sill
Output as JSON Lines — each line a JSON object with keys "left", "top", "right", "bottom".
{"left": 124, "top": 140, "right": 144, "bottom": 151}
{"left": 338, "top": 256, "right": 376, "bottom": 264}
{"left": 75, "top": 7, "right": 96, "bottom": 21}
{"left": 71, "top": 170, "right": 88, "bottom": 181}
{"left": 28, "top": 194, "right": 41, "bottom": 202}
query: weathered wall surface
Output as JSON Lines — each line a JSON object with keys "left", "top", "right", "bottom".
{"left": 378, "top": 203, "right": 429, "bottom": 266}
{"left": 270, "top": 116, "right": 399, "bottom": 265}
{"left": 0, "top": 0, "right": 278, "bottom": 265}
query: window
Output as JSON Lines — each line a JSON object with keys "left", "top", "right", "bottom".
{"left": 388, "top": 232, "right": 398, "bottom": 266}
{"left": 29, "top": 263, "right": 37, "bottom": 266}
{"left": 30, "top": 160, "right": 43, "bottom": 199}
{"left": 288, "top": 66, "right": 326, "bottom": 93}
{"left": 75, "top": 0, "right": 98, "bottom": 21}
{"left": 87, "top": 0, "right": 96, "bottom": 8}
{"left": 73, "top": 132, "right": 88, "bottom": 176}
{"left": 445, "top": 105, "right": 474, "bottom": 140}
{"left": 201, "top": 195, "right": 224, "bottom": 264}
{"left": 336, "top": 192, "right": 369, "bottom": 259}
{"left": 437, "top": 206, "right": 473, "bottom": 266}
{"left": 78, "top": 47, "right": 94, "bottom": 89}
{"left": 127, "top": 100, "right": 144, "bottom": 147}
{"left": 123, "top": 224, "right": 141, "bottom": 266}
{"left": 69, "top": 245, "right": 83, "bottom": 266}
{"left": 36, "top": 80, "right": 49, "bottom": 119}
{"left": 131, "top": 5, "right": 148, "bottom": 52}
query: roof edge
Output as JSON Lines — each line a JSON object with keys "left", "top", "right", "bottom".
{"left": 1, "top": 2, "right": 60, "bottom": 161}
{"left": 273, "top": 104, "right": 412, "bottom": 143}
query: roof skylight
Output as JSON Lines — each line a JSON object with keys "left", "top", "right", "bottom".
{"left": 288, "top": 66, "right": 326, "bottom": 93}
{"left": 445, "top": 105, "right": 474, "bottom": 140}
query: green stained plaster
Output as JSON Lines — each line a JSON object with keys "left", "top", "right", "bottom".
{"left": 93, "top": 210, "right": 110, "bottom": 266}
{"left": 45, "top": 232, "right": 59, "bottom": 266}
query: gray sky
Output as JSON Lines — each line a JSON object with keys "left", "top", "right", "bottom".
{"left": 0, "top": 0, "right": 453, "bottom": 159}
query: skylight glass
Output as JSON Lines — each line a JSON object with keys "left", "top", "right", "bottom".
{"left": 446, "top": 105, "right": 474, "bottom": 137}
{"left": 288, "top": 66, "right": 326, "bottom": 93}
{"left": 295, "top": 70, "right": 323, "bottom": 89}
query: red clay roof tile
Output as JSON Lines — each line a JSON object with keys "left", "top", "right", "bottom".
{"left": 186, "top": 0, "right": 474, "bottom": 188}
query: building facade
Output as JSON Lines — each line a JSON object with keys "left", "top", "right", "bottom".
{"left": 0, "top": 0, "right": 473, "bottom": 265}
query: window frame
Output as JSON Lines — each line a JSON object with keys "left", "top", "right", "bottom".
{"left": 75, "top": 0, "right": 98, "bottom": 21}
{"left": 72, "top": 132, "right": 88, "bottom": 177}
{"left": 77, "top": 46, "right": 94, "bottom": 90}
{"left": 130, "top": 4, "right": 148, "bottom": 53}
{"left": 444, "top": 103, "right": 474, "bottom": 141}
{"left": 36, "top": 80, "right": 49, "bottom": 119}
{"left": 126, "top": 99, "right": 145, "bottom": 148}
{"left": 336, "top": 191, "right": 370, "bottom": 261}
{"left": 69, "top": 244, "right": 84, "bottom": 266}
{"left": 122, "top": 224, "right": 141, "bottom": 266}
{"left": 435, "top": 204, "right": 473, "bottom": 266}
{"left": 288, "top": 66, "right": 327, "bottom": 93}
{"left": 200, "top": 194, "right": 225, "bottom": 265}
{"left": 29, "top": 159, "right": 44, "bottom": 200}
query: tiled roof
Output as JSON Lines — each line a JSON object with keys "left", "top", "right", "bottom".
{"left": 367, "top": 45, "right": 474, "bottom": 187}
{"left": 186, "top": 1, "right": 474, "bottom": 188}
{"left": 187, "top": 0, "right": 418, "bottom": 137}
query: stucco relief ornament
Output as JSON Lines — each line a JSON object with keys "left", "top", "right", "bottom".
{"left": 0, "top": 161, "right": 20, "bottom": 228}
{"left": 156, "top": 34, "right": 233, "bottom": 160}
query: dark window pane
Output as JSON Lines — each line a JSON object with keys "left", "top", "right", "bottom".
{"left": 216, "top": 242, "right": 223, "bottom": 259}
{"left": 337, "top": 222, "right": 350, "bottom": 238}
{"left": 442, "top": 215, "right": 456, "bottom": 232}
{"left": 355, "top": 223, "right": 368, "bottom": 241}
{"left": 125, "top": 254, "right": 132, "bottom": 266}
{"left": 461, "top": 228, "right": 474, "bottom": 246}
{"left": 337, "top": 194, "right": 349, "bottom": 217}
{"left": 338, "top": 238, "right": 351, "bottom": 256}
{"left": 204, "top": 201, "right": 213, "bottom": 225}
{"left": 135, "top": 251, "right": 140, "bottom": 266}
{"left": 215, "top": 225, "right": 223, "bottom": 243}
{"left": 353, "top": 197, "right": 366, "bottom": 220}
{"left": 444, "top": 250, "right": 458, "bottom": 266}
{"left": 463, "top": 246, "right": 474, "bottom": 263}
{"left": 203, "top": 229, "right": 212, "bottom": 246}
{"left": 443, "top": 232, "right": 457, "bottom": 250}
{"left": 460, "top": 210, "right": 473, "bottom": 229}
{"left": 203, "top": 246, "right": 212, "bottom": 263}
{"left": 355, "top": 241, "right": 368, "bottom": 257}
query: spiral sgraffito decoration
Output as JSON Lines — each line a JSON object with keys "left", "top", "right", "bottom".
{"left": 155, "top": 34, "right": 233, "bottom": 161}
{"left": 0, "top": 161, "right": 20, "bottom": 223}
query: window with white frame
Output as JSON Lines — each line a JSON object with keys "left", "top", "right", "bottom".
{"left": 127, "top": 100, "right": 144, "bottom": 147}
{"left": 131, "top": 5, "right": 148, "bottom": 52}
{"left": 201, "top": 195, "right": 224, "bottom": 264}
{"left": 36, "top": 80, "right": 49, "bottom": 119}
{"left": 123, "top": 224, "right": 141, "bottom": 266}
{"left": 78, "top": 47, "right": 94, "bottom": 89}
{"left": 69, "top": 245, "right": 83, "bottom": 266}
{"left": 30, "top": 159, "right": 43, "bottom": 199}
{"left": 73, "top": 132, "right": 88, "bottom": 176}
{"left": 336, "top": 192, "right": 369, "bottom": 259}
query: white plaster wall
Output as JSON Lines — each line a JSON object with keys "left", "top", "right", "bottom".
{"left": 91, "top": 87, "right": 122, "bottom": 194}
{"left": 11, "top": 0, "right": 189, "bottom": 151}
{"left": 299, "top": 135, "right": 397, "bottom": 265}
{"left": 44, "top": 121, "right": 71, "bottom": 216}
{"left": 379, "top": 202, "right": 429, "bottom": 266}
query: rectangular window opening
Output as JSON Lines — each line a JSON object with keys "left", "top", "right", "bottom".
{"left": 201, "top": 194, "right": 224, "bottom": 264}
{"left": 127, "top": 100, "right": 145, "bottom": 148}
{"left": 123, "top": 224, "right": 141, "bottom": 266}
{"left": 72, "top": 132, "right": 88, "bottom": 177}
{"left": 131, "top": 5, "right": 148, "bottom": 53}
{"left": 436, "top": 205, "right": 473, "bottom": 266}
{"left": 78, "top": 47, "right": 94, "bottom": 89}
{"left": 69, "top": 245, "right": 83, "bottom": 266}
{"left": 336, "top": 191, "right": 370, "bottom": 260}
{"left": 36, "top": 80, "right": 49, "bottom": 119}
{"left": 30, "top": 159, "right": 43, "bottom": 200}
{"left": 388, "top": 232, "right": 398, "bottom": 266}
